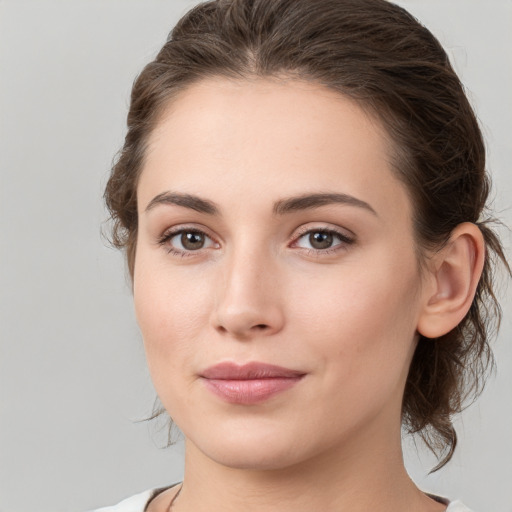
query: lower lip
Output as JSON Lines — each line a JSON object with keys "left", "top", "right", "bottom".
{"left": 202, "top": 377, "right": 303, "bottom": 404}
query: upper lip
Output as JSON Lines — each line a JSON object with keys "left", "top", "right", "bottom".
{"left": 200, "top": 362, "right": 305, "bottom": 380}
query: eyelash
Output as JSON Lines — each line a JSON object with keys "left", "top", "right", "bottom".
{"left": 157, "top": 226, "right": 218, "bottom": 258}
{"left": 157, "top": 225, "right": 355, "bottom": 258}
{"left": 291, "top": 225, "right": 355, "bottom": 256}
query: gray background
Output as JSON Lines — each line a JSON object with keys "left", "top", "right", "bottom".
{"left": 0, "top": 1, "right": 510, "bottom": 511}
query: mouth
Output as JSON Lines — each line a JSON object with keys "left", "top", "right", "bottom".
{"left": 199, "top": 361, "right": 306, "bottom": 405}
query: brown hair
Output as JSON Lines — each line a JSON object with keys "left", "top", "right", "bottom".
{"left": 105, "top": 0, "right": 509, "bottom": 470}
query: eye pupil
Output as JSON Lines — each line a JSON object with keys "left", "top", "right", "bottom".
{"left": 181, "top": 231, "right": 204, "bottom": 250}
{"left": 309, "top": 231, "right": 333, "bottom": 249}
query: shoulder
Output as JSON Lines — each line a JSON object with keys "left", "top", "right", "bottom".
{"left": 86, "top": 489, "right": 155, "bottom": 512}
{"left": 427, "top": 492, "right": 474, "bottom": 512}
{"left": 446, "top": 500, "right": 474, "bottom": 512}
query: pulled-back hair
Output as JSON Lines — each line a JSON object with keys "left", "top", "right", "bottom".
{"left": 105, "top": 0, "right": 509, "bottom": 470}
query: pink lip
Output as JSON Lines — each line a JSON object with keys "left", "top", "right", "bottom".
{"left": 200, "top": 362, "right": 305, "bottom": 404}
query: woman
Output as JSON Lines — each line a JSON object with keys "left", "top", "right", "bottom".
{"left": 96, "top": 0, "right": 509, "bottom": 510}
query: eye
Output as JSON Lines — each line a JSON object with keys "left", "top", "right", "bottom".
{"left": 158, "top": 228, "right": 218, "bottom": 255}
{"left": 293, "top": 227, "right": 354, "bottom": 253}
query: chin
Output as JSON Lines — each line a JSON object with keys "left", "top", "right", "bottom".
{"left": 203, "top": 441, "right": 305, "bottom": 471}
{"left": 185, "top": 418, "right": 314, "bottom": 471}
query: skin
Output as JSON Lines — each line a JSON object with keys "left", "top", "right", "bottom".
{"left": 133, "top": 77, "right": 470, "bottom": 512}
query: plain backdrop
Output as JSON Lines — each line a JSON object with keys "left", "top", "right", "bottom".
{"left": 0, "top": 1, "right": 510, "bottom": 511}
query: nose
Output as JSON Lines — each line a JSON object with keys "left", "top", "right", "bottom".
{"left": 211, "top": 245, "right": 285, "bottom": 340}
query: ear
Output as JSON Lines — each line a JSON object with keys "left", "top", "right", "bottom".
{"left": 417, "top": 222, "right": 485, "bottom": 339}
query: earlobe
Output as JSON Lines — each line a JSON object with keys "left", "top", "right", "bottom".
{"left": 417, "top": 223, "right": 485, "bottom": 339}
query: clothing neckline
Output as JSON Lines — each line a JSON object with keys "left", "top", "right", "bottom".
{"left": 145, "top": 484, "right": 453, "bottom": 511}
{"left": 427, "top": 492, "right": 450, "bottom": 506}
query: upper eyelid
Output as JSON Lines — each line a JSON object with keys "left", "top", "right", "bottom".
{"left": 292, "top": 224, "right": 355, "bottom": 241}
{"left": 159, "top": 224, "right": 218, "bottom": 241}
{"left": 291, "top": 230, "right": 354, "bottom": 249}
{"left": 159, "top": 223, "right": 352, "bottom": 238}
{"left": 157, "top": 227, "right": 218, "bottom": 255}
{"left": 157, "top": 223, "right": 355, "bottom": 250}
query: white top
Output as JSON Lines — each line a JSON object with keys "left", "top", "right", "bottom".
{"left": 89, "top": 489, "right": 154, "bottom": 512}
{"left": 89, "top": 488, "right": 474, "bottom": 512}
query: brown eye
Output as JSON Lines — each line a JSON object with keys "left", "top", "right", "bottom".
{"left": 309, "top": 231, "right": 334, "bottom": 249}
{"left": 181, "top": 231, "right": 205, "bottom": 250}
{"left": 159, "top": 228, "right": 217, "bottom": 255}
{"left": 294, "top": 228, "right": 354, "bottom": 253}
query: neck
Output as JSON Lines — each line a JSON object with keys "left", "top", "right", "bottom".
{"left": 173, "top": 419, "right": 437, "bottom": 512}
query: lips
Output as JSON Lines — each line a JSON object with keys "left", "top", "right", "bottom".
{"left": 200, "top": 362, "right": 305, "bottom": 404}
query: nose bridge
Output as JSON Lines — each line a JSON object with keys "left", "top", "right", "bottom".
{"left": 212, "top": 235, "right": 284, "bottom": 338}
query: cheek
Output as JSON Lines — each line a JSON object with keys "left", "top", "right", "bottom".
{"left": 133, "top": 254, "right": 212, "bottom": 377}
{"left": 288, "top": 253, "right": 421, "bottom": 386}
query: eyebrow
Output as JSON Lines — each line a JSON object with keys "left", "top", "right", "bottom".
{"left": 144, "top": 191, "right": 377, "bottom": 217}
{"left": 145, "top": 192, "right": 219, "bottom": 215}
{"left": 273, "top": 192, "right": 377, "bottom": 216}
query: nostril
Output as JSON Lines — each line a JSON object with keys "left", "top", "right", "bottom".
{"left": 253, "top": 324, "right": 269, "bottom": 330}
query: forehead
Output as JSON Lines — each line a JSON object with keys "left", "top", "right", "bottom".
{"left": 139, "top": 77, "right": 411, "bottom": 223}
{"left": 147, "top": 77, "right": 391, "bottom": 167}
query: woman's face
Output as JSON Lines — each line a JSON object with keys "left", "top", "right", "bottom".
{"left": 134, "top": 77, "right": 427, "bottom": 470}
